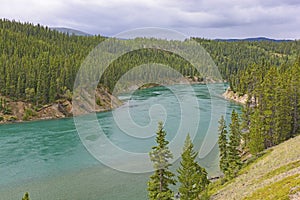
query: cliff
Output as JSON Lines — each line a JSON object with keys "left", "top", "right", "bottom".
{"left": 0, "top": 86, "right": 122, "bottom": 124}
{"left": 222, "top": 87, "right": 248, "bottom": 104}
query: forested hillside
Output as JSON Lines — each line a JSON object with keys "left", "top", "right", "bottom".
{"left": 194, "top": 37, "right": 299, "bottom": 83}
{"left": 236, "top": 59, "right": 300, "bottom": 154}
{"left": 0, "top": 19, "right": 299, "bottom": 106}
{"left": 211, "top": 40, "right": 300, "bottom": 200}
{"left": 0, "top": 19, "right": 105, "bottom": 105}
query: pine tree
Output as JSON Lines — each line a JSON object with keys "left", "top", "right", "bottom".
{"left": 227, "top": 110, "right": 242, "bottom": 178}
{"left": 148, "top": 122, "right": 176, "bottom": 200}
{"left": 248, "top": 109, "right": 265, "bottom": 155}
{"left": 240, "top": 94, "right": 254, "bottom": 148}
{"left": 289, "top": 60, "right": 300, "bottom": 137}
{"left": 218, "top": 116, "right": 228, "bottom": 175}
{"left": 274, "top": 72, "right": 292, "bottom": 143}
{"left": 177, "top": 134, "right": 209, "bottom": 200}
{"left": 260, "top": 67, "right": 278, "bottom": 148}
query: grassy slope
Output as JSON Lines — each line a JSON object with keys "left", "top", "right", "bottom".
{"left": 209, "top": 135, "right": 300, "bottom": 200}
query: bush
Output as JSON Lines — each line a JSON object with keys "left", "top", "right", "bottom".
{"left": 22, "top": 192, "right": 30, "bottom": 200}
{"left": 96, "top": 98, "right": 103, "bottom": 106}
{"left": 8, "top": 116, "right": 17, "bottom": 121}
{"left": 3, "top": 107, "right": 12, "bottom": 115}
{"left": 23, "top": 108, "right": 37, "bottom": 121}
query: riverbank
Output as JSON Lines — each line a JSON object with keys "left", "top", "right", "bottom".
{"left": 0, "top": 80, "right": 226, "bottom": 125}
{"left": 0, "top": 86, "right": 122, "bottom": 124}
{"left": 222, "top": 87, "right": 248, "bottom": 104}
{"left": 117, "top": 76, "right": 225, "bottom": 92}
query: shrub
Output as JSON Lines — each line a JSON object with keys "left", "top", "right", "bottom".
{"left": 23, "top": 108, "right": 37, "bottom": 121}
{"left": 9, "top": 116, "right": 17, "bottom": 121}
{"left": 22, "top": 192, "right": 30, "bottom": 200}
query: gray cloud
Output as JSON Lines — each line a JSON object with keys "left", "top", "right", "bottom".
{"left": 0, "top": 0, "right": 299, "bottom": 39}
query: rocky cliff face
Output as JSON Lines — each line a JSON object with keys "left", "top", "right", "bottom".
{"left": 222, "top": 87, "right": 248, "bottom": 104}
{"left": 0, "top": 86, "right": 122, "bottom": 124}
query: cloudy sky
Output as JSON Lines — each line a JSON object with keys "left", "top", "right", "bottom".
{"left": 1, "top": 0, "right": 299, "bottom": 39}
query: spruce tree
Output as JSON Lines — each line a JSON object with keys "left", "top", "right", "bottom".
{"left": 218, "top": 116, "right": 228, "bottom": 175}
{"left": 274, "top": 72, "right": 292, "bottom": 143}
{"left": 289, "top": 60, "right": 300, "bottom": 137}
{"left": 227, "top": 110, "right": 242, "bottom": 178}
{"left": 260, "top": 67, "right": 278, "bottom": 147}
{"left": 240, "top": 94, "right": 254, "bottom": 147}
{"left": 177, "top": 134, "right": 209, "bottom": 200}
{"left": 248, "top": 109, "right": 265, "bottom": 155}
{"left": 148, "top": 122, "right": 176, "bottom": 200}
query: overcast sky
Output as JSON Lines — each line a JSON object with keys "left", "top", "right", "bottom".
{"left": 1, "top": 0, "right": 299, "bottom": 39}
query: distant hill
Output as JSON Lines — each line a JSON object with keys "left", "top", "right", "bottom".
{"left": 51, "top": 27, "right": 91, "bottom": 36}
{"left": 215, "top": 37, "right": 293, "bottom": 42}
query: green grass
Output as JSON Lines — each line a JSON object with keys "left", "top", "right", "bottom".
{"left": 207, "top": 179, "right": 229, "bottom": 197}
{"left": 257, "top": 160, "right": 300, "bottom": 183}
{"left": 238, "top": 150, "right": 272, "bottom": 176}
{"left": 210, "top": 135, "right": 300, "bottom": 199}
{"left": 207, "top": 150, "right": 272, "bottom": 197}
{"left": 243, "top": 174, "right": 300, "bottom": 200}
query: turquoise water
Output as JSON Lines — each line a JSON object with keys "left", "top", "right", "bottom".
{"left": 0, "top": 84, "right": 241, "bottom": 199}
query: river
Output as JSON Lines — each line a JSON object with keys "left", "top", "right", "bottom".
{"left": 0, "top": 84, "right": 241, "bottom": 199}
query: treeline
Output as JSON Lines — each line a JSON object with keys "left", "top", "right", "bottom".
{"left": 73, "top": 37, "right": 222, "bottom": 94}
{"left": 240, "top": 60, "right": 300, "bottom": 154}
{"left": 193, "top": 37, "right": 299, "bottom": 82}
{"left": 0, "top": 19, "right": 105, "bottom": 105}
{"left": 1, "top": 19, "right": 299, "bottom": 106}
{"left": 100, "top": 48, "right": 197, "bottom": 92}
{"left": 217, "top": 59, "right": 300, "bottom": 181}
{"left": 0, "top": 19, "right": 206, "bottom": 104}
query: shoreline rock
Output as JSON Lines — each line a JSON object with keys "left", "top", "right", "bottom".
{"left": 1, "top": 82, "right": 228, "bottom": 125}
{"left": 0, "top": 86, "right": 122, "bottom": 125}
{"left": 222, "top": 87, "right": 248, "bottom": 104}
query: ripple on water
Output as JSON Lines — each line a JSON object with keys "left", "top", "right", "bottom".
{"left": 0, "top": 84, "right": 241, "bottom": 199}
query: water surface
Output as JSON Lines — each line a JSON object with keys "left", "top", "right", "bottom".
{"left": 0, "top": 84, "right": 241, "bottom": 199}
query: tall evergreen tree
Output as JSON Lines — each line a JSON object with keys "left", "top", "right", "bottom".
{"left": 148, "top": 122, "right": 176, "bottom": 200}
{"left": 218, "top": 116, "right": 228, "bottom": 175}
{"left": 248, "top": 109, "right": 265, "bottom": 155}
{"left": 289, "top": 60, "right": 300, "bottom": 137}
{"left": 274, "top": 72, "right": 292, "bottom": 143}
{"left": 177, "top": 134, "right": 209, "bottom": 200}
{"left": 227, "top": 110, "right": 242, "bottom": 178}
{"left": 260, "top": 67, "right": 279, "bottom": 147}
